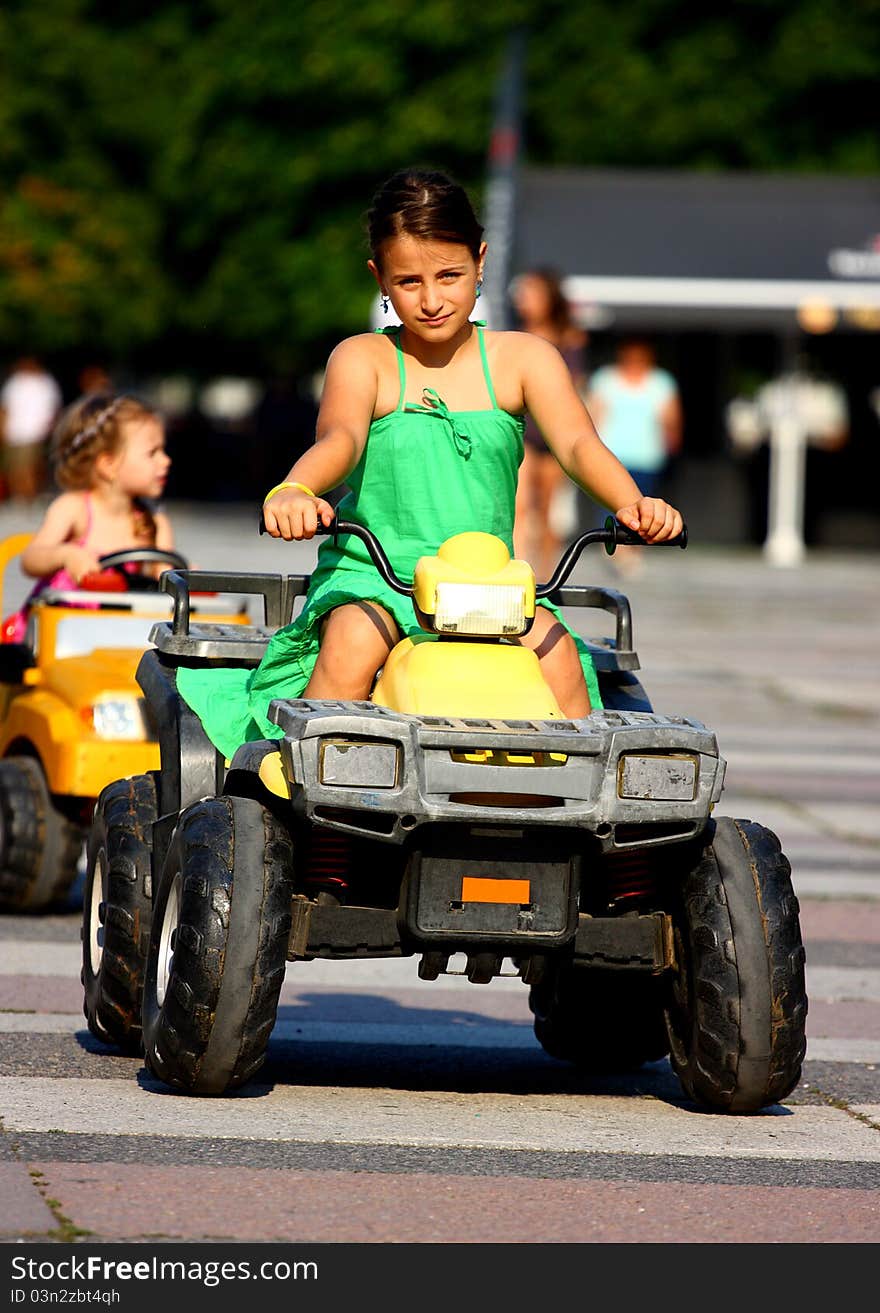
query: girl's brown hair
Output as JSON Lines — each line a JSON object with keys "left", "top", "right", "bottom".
{"left": 50, "top": 392, "right": 160, "bottom": 543}
{"left": 367, "top": 168, "right": 484, "bottom": 267}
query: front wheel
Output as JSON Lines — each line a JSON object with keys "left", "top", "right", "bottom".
{"left": 142, "top": 796, "right": 294, "bottom": 1095}
{"left": 0, "top": 757, "right": 84, "bottom": 911}
{"left": 665, "top": 816, "right": 807, "bottom": 1113}
{"left": 82, "top": 773, "right": 158, "bottom": 1052}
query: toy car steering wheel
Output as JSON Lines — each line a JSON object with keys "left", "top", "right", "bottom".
{"left": 79, "top": 547, "right": 191, "bottom": 593}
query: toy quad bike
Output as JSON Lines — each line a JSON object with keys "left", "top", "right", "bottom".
{"left": 0, "top": 534, "right": 247, "bottom": 912}
{"left": 82, "top": 517, "right": 807, "bottom": 1112}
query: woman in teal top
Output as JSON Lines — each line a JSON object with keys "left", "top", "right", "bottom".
{"left": 179, "top": 169, "right": 684, "bottom": 759}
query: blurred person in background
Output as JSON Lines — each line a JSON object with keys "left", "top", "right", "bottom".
{"left": 511, "top": 268, "right": 588, "bottom": 579}
{"left": 0, "top": 355, "right": 63, "bottom": 503}
{"left": 78, "top": 363, "right": 114, "bottom": 396}
{"left": 584, "top": 336, "right": 682, "bottom": 575}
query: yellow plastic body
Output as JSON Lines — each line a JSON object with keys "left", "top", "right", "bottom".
{"left": 372, "top": 635, "right": 564, "bottom": 720}
{"left": 0, "top": 610, "right": 160, "bottom": 795}
{"left": 0, "top": 534, "right": 249, "bottom": 800}
{"left": 412, "top": 532, "right": 535, "bottom": 624}
{"left": 375, "top": 531, "right": 561, "bottom": 719}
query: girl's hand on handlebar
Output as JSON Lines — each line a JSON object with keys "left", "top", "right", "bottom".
{"left": 614, "top": 496, "right": 684, "bottom": 543}
{"left": 262, "top": 488, "right": 336, "bottom": 540}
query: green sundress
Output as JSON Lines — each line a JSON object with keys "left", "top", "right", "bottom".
{"left": 177, "top": 326, "right": 602, "bottom": 758}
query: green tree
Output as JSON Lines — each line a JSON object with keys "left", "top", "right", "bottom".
{"left": 1, "top": 0, "right": 878, "bottom": 376}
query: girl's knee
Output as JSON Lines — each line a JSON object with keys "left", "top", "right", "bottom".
{"left": 522, "top": 613, "right": 590, "bottom": 714}
{"left": 307, "top": 602, "right": 400, "bottom": 701}
{"left": 323, "top": 601, "right": 398, "bottom": 651}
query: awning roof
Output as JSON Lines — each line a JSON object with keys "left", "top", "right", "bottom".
{"left": 514, "top": 168, "right": 880, "bottom": 330}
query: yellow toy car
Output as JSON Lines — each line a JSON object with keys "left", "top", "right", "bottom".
{"left": 0, "top": 533, "right": 248, "bottom": 911}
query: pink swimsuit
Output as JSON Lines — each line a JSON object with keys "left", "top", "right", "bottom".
{"left": 3, "top": 494, "right": 113, "bottom": 643}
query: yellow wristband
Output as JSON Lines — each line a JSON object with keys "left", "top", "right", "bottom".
{"left": 263, "top": 480, "right": 316, "bottom": 504}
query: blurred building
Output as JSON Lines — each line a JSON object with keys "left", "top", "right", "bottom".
{"left": 513, "top": 169, "right": 880, "bottom": 549}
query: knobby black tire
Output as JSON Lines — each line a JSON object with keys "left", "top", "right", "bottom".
{"left": 0, "top": 756, "right": 84, "bottom": 911}
{"left": 142, "top": 795, "right": 294, "bottom": 1095}
{"left": 81, "top": 773, "right": 158, "bottom": 1053}
{"left": 665, "top": 816, "right": 807, "bottom": 1113}
{"left": 530, "top": 966, "right": 669, "bottom": 1071}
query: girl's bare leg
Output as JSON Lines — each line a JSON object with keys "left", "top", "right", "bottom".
{"left": 515, "top": 606, "right": 590, "bottom": 717}
{"left": 514, "top": 446, "right": 540, "bottom": 565}
{"left": 304, "top": 601, "right": 399, "bottom": 700}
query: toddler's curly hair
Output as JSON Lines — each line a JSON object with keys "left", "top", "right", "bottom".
{"left": 50, "top": 392, "right": 162, "bottom": 543}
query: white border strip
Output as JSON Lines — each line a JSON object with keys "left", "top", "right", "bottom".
{"left": 564, "top": 275, "right": 880, "bottom": 310}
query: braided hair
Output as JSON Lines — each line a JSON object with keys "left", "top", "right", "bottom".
{"left": 50, "top": 392, "right": 160, "bottom": 544}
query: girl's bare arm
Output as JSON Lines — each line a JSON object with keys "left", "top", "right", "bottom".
{"left": 20, "top": 494, "right": 100, "bottom": 581}
{"left": 263, "top": 338, "right": 378, "bottom": 540}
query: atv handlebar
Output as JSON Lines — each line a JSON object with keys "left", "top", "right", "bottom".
{"left": 535, "top": 517, "right": 687, "bottom": 598}
{"left": 259, "top": 510, "right": 687, "bottom": 597}
{"left": 259, "top": 512, "right": 411, "bottom": 594}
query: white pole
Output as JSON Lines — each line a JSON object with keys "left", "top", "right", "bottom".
{"left": 763, "top": 390, "right": 807, "bottom": 568}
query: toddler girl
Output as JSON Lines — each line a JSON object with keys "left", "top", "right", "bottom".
{"left": 2, "top": 392, "right": 173, "bottom": 641}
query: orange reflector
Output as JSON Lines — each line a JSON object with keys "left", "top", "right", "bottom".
{"left": 461, "top": 876, "right": 530, "bottom": 905}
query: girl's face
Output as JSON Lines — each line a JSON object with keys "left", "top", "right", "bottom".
{"left": 370, "top": 234, "right": 486, "bottom": 343}
{"left": 110, "top": 416, "right": 171, "bottom": 499}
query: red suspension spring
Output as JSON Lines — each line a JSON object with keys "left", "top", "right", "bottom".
{"left": 305, "top": 827, "right": 353, "bottom": 902}
{"left": 603, "top": 850, "right": 661, "bottom": 908}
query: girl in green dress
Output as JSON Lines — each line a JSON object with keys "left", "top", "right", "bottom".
{"left": 178, "top": 169, "right": 683, "bottom": 759}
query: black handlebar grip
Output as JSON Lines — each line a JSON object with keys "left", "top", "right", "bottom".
{"left": 605, "top": 516, "right": 688, "bottom": 552}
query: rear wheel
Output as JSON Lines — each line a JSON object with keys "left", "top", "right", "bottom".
{"left": 0, "top": 757, "right": 84, "bottom": 911}
{"left": 530, "top": 965, "right": 669, "bottom": 1071}
{"left": 664, "top": 816, "right": 807, "bottom": 1113}
{"left": 142, "top": 796, "right": 294, "bottom": 1095}
{"left": 81, "top": 773, "right": 158, "bottom": 1052}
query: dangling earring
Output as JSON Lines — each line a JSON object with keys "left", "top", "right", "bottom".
{"left": 475, "top": 279, "right": 483, "bottom": 299}
{"left": 381, "top": 294, "right": 389, "bottom": 314}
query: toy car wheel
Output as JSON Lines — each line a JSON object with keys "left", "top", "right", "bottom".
{"left": 529, "top": 966, "right": 669, "bottom": 1071}
{"left": 81, "top": 773, "right": 158, "bottom": 1053}
{"left": 0, "top": 756, "right": 84, "bottom": 911}
{"left": 664, "top": 816, "right": 807, "bottom": 1113}
{"left": 142, "top": 795, "right": 294, "bottom": 1095}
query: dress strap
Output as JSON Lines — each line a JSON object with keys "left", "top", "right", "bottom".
{"left": 476, "top": 326, "right": 499, "bottom": 410}
{"left": 392, "top": 327, "right": 407, "bottom": 411}
{"left": 372, "top": 324, "right": 407, "bottom": 411}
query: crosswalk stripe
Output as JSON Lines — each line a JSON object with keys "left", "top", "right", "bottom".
{"left": 794, "top": 875, "right": 880, "bottom": 898}
{"left": 724, "top": 751, "right": 880, "bottom": 775}
{"left": 1, "top": 1076, "right": 878, "bottom": 1161}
